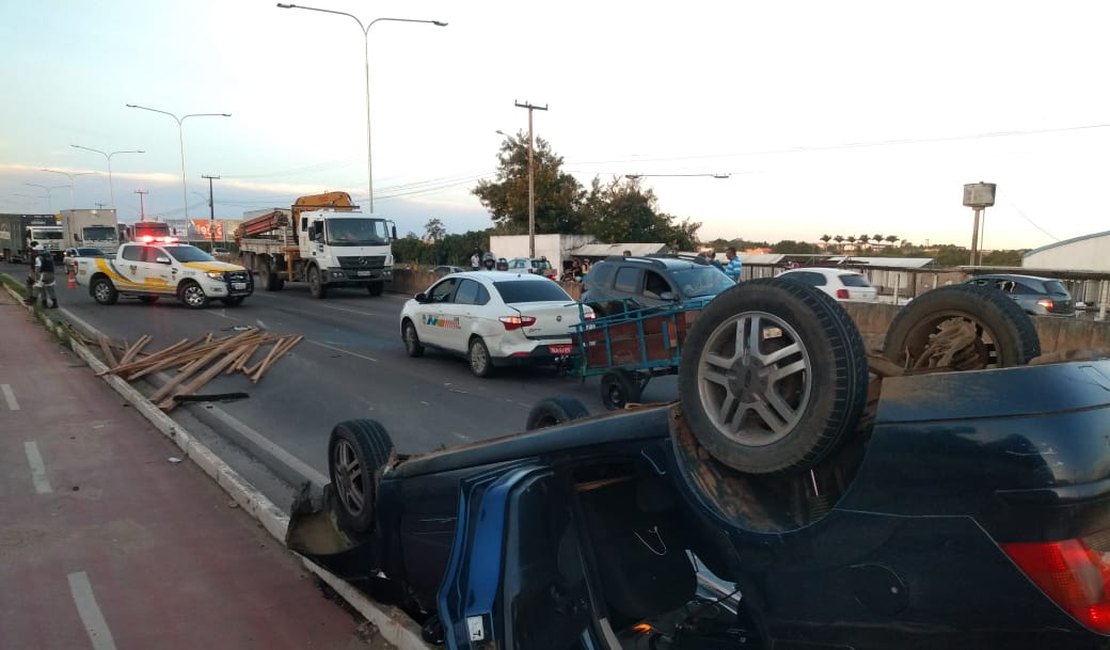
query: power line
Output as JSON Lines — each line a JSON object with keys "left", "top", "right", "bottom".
{"left": 1006, "top": 200, "right": 1059, "bottom": 242}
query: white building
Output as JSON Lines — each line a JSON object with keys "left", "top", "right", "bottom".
{"left": 1022, "top": 230, "right": 1110, "bottom": 272}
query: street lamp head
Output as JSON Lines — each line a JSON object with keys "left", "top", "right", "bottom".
{"left": 276, "top": 2, "right": 296, "bottom": 7}
{"left": 433, "top": 21, "right": 448, "bottom": 26}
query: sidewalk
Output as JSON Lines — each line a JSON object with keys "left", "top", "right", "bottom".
{"left": 0, "top": 289, "right": 380, "bottom": 649}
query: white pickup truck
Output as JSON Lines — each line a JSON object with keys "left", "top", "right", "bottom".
{"left": 74, "top": 239, "right": 254, "bottom": 309}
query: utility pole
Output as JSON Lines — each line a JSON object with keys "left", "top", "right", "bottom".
{"left": 135, "top": 190, "right": 148, "bottom": 221}
{"left": 202, "top": 174, "right": 220, "bottom": 251}
{"left": 515, "top": 100, "right": 548, "bottom": 258}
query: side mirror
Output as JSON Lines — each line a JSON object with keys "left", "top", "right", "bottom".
{"left": 155, "top": 256, "right": 172, "bottom": 265}
{"left": 391, "top": 225, "right": 398, "bottom": 240}
{"left": 75, "top": 234, "right": 83, "bottom": 242}
{"left": 415, "top": 292, "right": 428, "bottom": 303}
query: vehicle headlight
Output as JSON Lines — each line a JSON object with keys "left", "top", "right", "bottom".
{"left": 205, "top": 271, "right": 225, "bottom": 280}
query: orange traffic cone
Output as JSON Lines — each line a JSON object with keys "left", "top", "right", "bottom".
{"left": 67, "top": 268, "right": 77, "bottom": 289}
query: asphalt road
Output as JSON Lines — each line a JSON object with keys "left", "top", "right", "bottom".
{"left": 3, "top": 262, "right": 679, "bottom": 494}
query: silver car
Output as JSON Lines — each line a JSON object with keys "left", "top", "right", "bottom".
{"left": 965, "top": 273, "right": 1075, "bottom": 316}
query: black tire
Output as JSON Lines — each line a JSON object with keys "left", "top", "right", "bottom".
{"left": 308, "top": 266, "right": 327, "bottom": 299}
{"left": 468, "top": 337, "right": 494, "bottom": 378}
{"left": 401, "top": 319, "right": 424, "bottom": 357}
{"left": 260, "top": 264, "right": 281, "bottom": 292}
{"left": 882, "top": 284, "right": 1040, "bottom": 370}
{"left": 600, "top": 370, "right": 641, "bottom": 410}
{"left": 90, "top": 277, "right": 118, "bottom": 305}
{"left": 221, "top": 296, "right": 245, "bottom": 307}
{"left": 137, "top": 295, "right": 159, "bottom": 304}
{"left": 526, "top": 395, "right": 591, "bottom": 430}
{"left": 678, "top": 279, "right": 869, "bottom": 475}
{"left": 177, "top": 281, "right": 209, "bottom": 309}
{"left": 328, "top": 419, "right": 396, "bottom": 534}
{"left": 367, "top": 281, "right": 384, "bottom": 297}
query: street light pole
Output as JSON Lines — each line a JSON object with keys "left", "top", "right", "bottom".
{"left": 71, "top": 145, "right": 145, "bottom": 209}
{"left": 514, "top": 101, "right": 548, "bottom": 258}
{"left": 125, "top": 105, "right": 230, "bottom": 219}
{"left": 202, "top": 174, "right": 220, "bottom": 251}
{"left": 40, "top": 169, "right": 96, "bottom": 209}
{"left": 24, "top": 183, "right": 68, "bottom": 213}
{"left": 276, "top": 3, "right": 446, "bottom": 213}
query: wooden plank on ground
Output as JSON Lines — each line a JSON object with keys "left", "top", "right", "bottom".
{"left": 98, "top": 334, "right": 119, "bottom": 369}
{"left": 117, "top": 335, "right": 152, "bottom": 367}
{"left": 98, "top": 338, "right": 191, "bottom": 377}
{"left": 158, "top": 346, "right": 253, "bottom": 412}
{"left": 250, "top": 335, "right": 302, "bottom": 383}
{"left": 149, "top": 329, "right": 259, "bottom": 403}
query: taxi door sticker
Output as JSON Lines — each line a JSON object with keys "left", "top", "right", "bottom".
{"left": 423, "top": 315, "right": 461, "bottom": 330}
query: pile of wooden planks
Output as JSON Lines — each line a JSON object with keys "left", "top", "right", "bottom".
{"left": 94, "top": 328, "right": 302, "bottom": 411}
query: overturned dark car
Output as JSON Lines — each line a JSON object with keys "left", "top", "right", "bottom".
{"left": 289, "top": 279, "right": 1110, "bottom": 650}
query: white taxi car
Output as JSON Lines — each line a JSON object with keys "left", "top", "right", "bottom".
{"left": 399, "top": 271, "right": 594, "bottom": 377}
{"left": 77, "top": 239, "right": 254, "bottom": 308}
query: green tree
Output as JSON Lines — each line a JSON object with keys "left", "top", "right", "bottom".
{"left": 885, "top": 235, "right": 899, "bottom": 245}
{"left": 819, "top": 234, "right": 832, "bottom": 249}
{"left": 772, "top": 240, "right": 820, "bottom": 254}
{"left": 423, "top": 218, "right": 447, "bottom": 242}
{"left": 473, "top": 132, "right": 584, "bottom": 234}
{"left": 833, "top": 235, "right": 844, "bottom": 251}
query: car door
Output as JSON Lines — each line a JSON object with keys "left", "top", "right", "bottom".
{"left": 612, "top": 266, "right": 644, "bottom": 311}
{"left": 417, "top": 278, "right": 460, "bottom": 348}
{"left": 115, "top": 245, "right": 147, "bottom": 290}
{"left": 438, "top": 466, "right": 599, "bottom": 650}
{"left": 141, "top": 245, "right": 176, "bottom": 295}
{"left": 446, "top": 278, "right": 491, "bottom": 352}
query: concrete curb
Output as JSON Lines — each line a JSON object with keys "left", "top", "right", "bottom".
{"left": 2, "top": 282, "right": 430, "bottom": 650}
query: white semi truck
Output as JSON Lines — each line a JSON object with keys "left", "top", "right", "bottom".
{"left": 236, "top": 192, "right": 395, "bottom": 298}
{"left": 60, "top": 208, "right": 121, "bottom": 255}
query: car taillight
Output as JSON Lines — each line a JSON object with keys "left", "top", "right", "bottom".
{"left": 1003, "top": 538, "right": 1110, "bottom": 633}
{"left": 499, "top": 315, "right": 537, "bottom": 331}
{"left": 1037, "top": 298, "right": 1055, "bottom": 312}
{"left": 583, "top": 310, "right": 597, "bottom": 321}
{"left": 836, "top": 289, "right": 849, "bottom": 299}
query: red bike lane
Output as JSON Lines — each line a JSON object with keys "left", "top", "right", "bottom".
{"left": 0, "top": 289, "right": 379, "bottom": 649}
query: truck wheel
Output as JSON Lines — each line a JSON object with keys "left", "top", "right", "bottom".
{"left": 526, "top": 395, "right": 590, "bottom": 430}
{"left": 328, "top": 419, "right": 396, "bottom": 534}
{"left": 468, "top": 337, "right": 494, "bottom": 378}
{"left": 678, "top": 279, "right": 869, "bottom": 475}
{"left": 137, "top": 296, "right": 159, "bottom": 304}
{"left": 91, "top": 277, "right": 118, "bottom": 305}
{"left": 221, "top": 296, "right": 245, "bottom": 307}
{"left": 367, "top": 281, "right": 384, "bottom": 297}
{"left": 308, "top": 266, "right": 327, "bottom": 299}
{"left": 600, "top": 370, "right": 641, "bottom": 410}
{"left": 882, "top": 284, "right": 1040, "bottom": 370}
{"left": 178, "top": 281, "right": 209, "bottom": 309}
{"left": 402, "top": 319, "right": 424, "bottom": 357}
{"left": 260, "top": 265, "right": 279, "bottom": 291}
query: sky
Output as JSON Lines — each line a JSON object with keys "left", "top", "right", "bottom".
{"left": 3, "top": 1, "right": 1109, "bottom": 250}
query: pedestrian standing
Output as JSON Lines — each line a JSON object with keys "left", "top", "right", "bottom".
{"left": 470, "top": 249, "right": 481, "bottom": 271}
{"left": 23, "top": 241, "right": 39, "bottom": 305}
{"left": 34, "top": 244, "right": 58, "bottom": 308}
{"left": 724, "top": 246, "right": 743, "bottom": 283}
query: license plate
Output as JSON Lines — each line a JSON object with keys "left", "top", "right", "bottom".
{"left": 232, "top": 282, "right": 247, "bottom": 290}
{"left": 357, "top": 271, "right": 372, "bottom": 277}
{"left": 549, "top": 344, "right": 573, "bottom": 356}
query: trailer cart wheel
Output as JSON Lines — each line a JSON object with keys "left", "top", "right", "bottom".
{"left": 91, "top": 277, "right": 119, "bottom": 305}
{"left": 600, "top": 370, "right": 641, "bottom": 410}
{"left": 526, "top": 395, "right": 590, "bottom": 430}
{"left": 678, "top": 279, "right": 869, "bottom": 475}
{"left": 328, "top": 419, "right": 396, "bottom": 534}
{"left": 882, "top": 284, "right": 1040, "bottom": 370}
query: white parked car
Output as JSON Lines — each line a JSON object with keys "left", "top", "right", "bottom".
{"left": 399, "top": 271, "right": 594, "bottom": 377}
{"left": 777, "top": 267, "right": 878, "bottom": 302}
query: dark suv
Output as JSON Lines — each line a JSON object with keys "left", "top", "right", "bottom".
{"left": 965, "top": 273, "right": 1075, "bottom": 316}
{"left": 580, "top": 255, "right": 735, "bottom": 314}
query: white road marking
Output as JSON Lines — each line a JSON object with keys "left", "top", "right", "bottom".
{"left": 24, "top": 441, "right": 52, "bottom": 494}
{"left": 307, "top": 340, "right": 378, "bottom": 363}
{"left": 315, "top": 303, "right": 394, "bottom": 318}
{"left": 68, "top": 571, "right": 118, "bottom": 650}
{"left": 1, "top": 384, "right": 19, "bottom": 410}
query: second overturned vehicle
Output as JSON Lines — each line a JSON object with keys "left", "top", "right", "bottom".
{"left": 289, "top": 279, "right": 1110, "bottom": 649}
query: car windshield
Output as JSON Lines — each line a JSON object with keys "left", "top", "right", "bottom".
{"left": 532, "top": 259, "right": 551, "bottom": 270}
{"left": 494, "top": 280, "right": 572, "bottom": 304}
{"left": 670, "top": 267, "right": 736, "bottom": 297}
{"left": 83, "top": 226, "right": 117, "bottom": 240}
{"left": 77, "top": 247, "right": 104, "bottom": 256}
{"left": 326, "top": 218, "right": 390, "bottom": 246}
{"left": 164, "top": 245, "right": 214, "bottom": 263}
{"left": 838, "top": 273, "right": 872, "bottom": 287}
